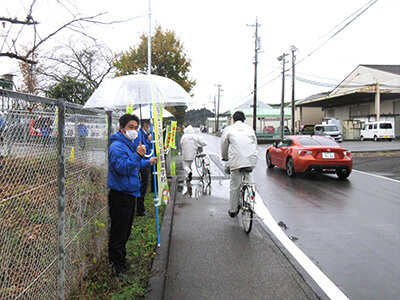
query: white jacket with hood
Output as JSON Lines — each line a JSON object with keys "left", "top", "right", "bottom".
{"left": 180, "top": 126, "right": 207, "bottom": 161}
{"left": 221, "top": 121, "right": 258, "bottom": 170}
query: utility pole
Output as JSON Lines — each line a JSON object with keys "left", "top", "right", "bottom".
{"left": 247, "top": 18, "right": 261, "bottom": 132}
{"left": 147, "top": 0, "right": 151, "bottom": 75}
{"left": 213, "top": 95, "right": 217, "bottom": 133}
{"left": 290, "top": 45, "right": 298, "bottom": 134}
{"left": 278, "top": 53, "right": 288, "bottom": 139}
{"left": 215, "top": 84, "right": 223, "bottom": 133}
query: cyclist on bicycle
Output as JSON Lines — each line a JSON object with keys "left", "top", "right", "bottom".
{"left": 221, "top": 111, "right": 258, "bottom": 218}
{"left": 180, "top": 125, "right": 207, "bottom": 182}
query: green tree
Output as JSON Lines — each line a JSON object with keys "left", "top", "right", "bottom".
{"left": 185, "top": 108, "right": 214, "bottom": 127}
{"left": 113, "top": 25, "right": 195, "bottom": 125}
{"left": 44, "top": 76, "right": 94, "bottom": 105}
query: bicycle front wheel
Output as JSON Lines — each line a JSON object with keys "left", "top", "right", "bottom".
{"left": 241, "top": 186, "right": 253, "bottom": 234}
{"left": 203, "top": 162, "right": 211, "bottom": 184}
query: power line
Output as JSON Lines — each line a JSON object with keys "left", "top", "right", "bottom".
{"left": 296, "top": 0, "right": 378, "bottom": 66}
{"left": 227, "top": 0, "right": 381, "bottom": 106}
{"left": 253, "top": 0, "right": 379, "bottom": 96}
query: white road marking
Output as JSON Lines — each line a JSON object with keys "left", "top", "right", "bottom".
{"left": 352, "top": 169, "right": 400, "bottom": 183}
{"left": 254, "top": 193, "right": 349, "bottom": 300}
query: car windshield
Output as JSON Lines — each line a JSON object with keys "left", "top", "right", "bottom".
{"left": 297, "top": 136, "right": 339, "bottom": 146}
{"left": 323, "top": 125, "right": 338, "bottom": 131}
{"left": 380, "top": 123, "right": 392, "bottom": 129}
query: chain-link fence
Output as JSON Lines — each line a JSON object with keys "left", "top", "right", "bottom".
{"left": 0, "top": 90, "right": 120, "bottom": 299}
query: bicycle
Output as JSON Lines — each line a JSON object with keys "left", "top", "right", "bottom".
{"left": 194, "top": 148, "right": 211, "bottom": 185}
{"left": 238, "top": 167, "right": 256, "bottom": 234}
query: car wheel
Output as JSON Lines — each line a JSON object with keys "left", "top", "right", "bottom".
{"left": 360, "top": 135, "right": 364, "bottom": 141}
{"left": 266, "top": 152, "right": 274, "bottom": 169}
{"left": 286, "top": 157, "right": 295, "bottom": 177}
{"left": 388, "top": 138, "right": 392, "bottom": 142}
{"left": 337, "top": 170, "right": 350, "bottom": 179}
{"left": 374, "top": 135, "right": 378, "bottom": 141}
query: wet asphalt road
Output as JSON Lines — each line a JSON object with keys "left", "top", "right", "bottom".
{"left": 201, "top": 134, "right": 400, "bottom": 300}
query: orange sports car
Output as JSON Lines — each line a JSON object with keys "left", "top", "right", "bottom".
{"left": 266, "top": 135, "right": 352, "bottom": 179}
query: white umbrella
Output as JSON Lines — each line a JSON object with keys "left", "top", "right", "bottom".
{"left": 83, "top": 74, "right": 192, "bottom": 110}
{"left": 132, "top": 105, "right": 173, "bottom": 119}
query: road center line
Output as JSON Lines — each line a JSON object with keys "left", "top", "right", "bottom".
{"left": 254, "top": 194, "right": 349, "bottom": 300}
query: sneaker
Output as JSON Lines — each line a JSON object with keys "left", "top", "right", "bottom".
{"left": 188, "top": 172, "right": 192, "bottom": 182}
{"left": 228, "top": 210, "right": 236, "bottom": 218}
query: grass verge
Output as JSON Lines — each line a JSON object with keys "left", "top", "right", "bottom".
{"left": 67, "top": 189, "right": 166, "bottom": 300}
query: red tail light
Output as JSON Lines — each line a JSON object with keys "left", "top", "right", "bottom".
{"left": 299, "top": 150, "right": 312, "bottom": 156}
{"left": 343, "top": 151, "right": 351, "bottom": 157}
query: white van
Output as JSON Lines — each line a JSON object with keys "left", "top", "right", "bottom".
{"left": 314, "top": 124, "right": 343, "bottom": 142}
{"left": 360, "top": 121, "right": 395, "bottom": 141}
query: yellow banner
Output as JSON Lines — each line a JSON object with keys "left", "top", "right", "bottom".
{"left": 170, "top": 121, "right": 177, "bottom": 149}
{"left": 126, "top": 103, "right": 133, "bottom": 114}
{"left": 152, "top": 103, "right": 170, "bottom": 205}
{"left": 164, "top": 125, "right": 171, "bottom": 149}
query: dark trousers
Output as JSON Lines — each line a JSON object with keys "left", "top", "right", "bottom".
{"left": 137, "top": 166, "right": 151, "bottom": 215}
{"left": 79, "top": 135, "right": 86, "bottom": 149}
{"left": 108, "top": 189, "right": 136, "bottom": 273}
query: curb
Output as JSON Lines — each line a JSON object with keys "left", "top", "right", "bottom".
{"left": 145, "top": 176, "right": 178, "bottom": 300}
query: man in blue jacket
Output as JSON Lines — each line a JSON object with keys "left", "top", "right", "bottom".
{"left": 137, "top": 119, "right": 153, "bottom": 217}
{"left": 108, "top": 114, "right": 157, "bottom": 276}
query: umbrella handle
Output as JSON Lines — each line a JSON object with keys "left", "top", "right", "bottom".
{"left": 144, "top": 149, "right": 154, "bottom": 158}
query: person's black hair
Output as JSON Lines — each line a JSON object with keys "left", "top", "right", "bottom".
{"left": 233, "top": 111, "right": 245, "bottom": 122}
{"left": 141, "top": 119, "right": 150, "bottom": 126}
{"left": 119, "top": 114, "right": 139, "bottom": 129}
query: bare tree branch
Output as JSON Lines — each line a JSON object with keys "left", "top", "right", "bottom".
{"left": 0, "top": 52, "right": 36, "bottom": 64}
{"left": 0, "top": 17, "right": 39, "bottom": 25}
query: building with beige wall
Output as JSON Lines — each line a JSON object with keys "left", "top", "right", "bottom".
{"left": 296, "top": 65, "right": 400, "bottom": 139}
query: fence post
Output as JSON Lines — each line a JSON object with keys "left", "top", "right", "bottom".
{"left": 106, "top": 111, "right": 112, "bottom": 149}
{"left": 57, "top": 98, "right": 66, "bottom": 300}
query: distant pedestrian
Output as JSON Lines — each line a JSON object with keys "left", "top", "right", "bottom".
{"left": 40, "top": 120, "right": 52, "bottom": 146}
{"left": 78, "top": 123, "right": 88, "bottom": 149}
{"left": 180, "top": 125, "right": 207, "bottom": 181}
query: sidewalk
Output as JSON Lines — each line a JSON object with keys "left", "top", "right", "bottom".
{"left": 146, "top": 154, "right": 321, "bottom": 300}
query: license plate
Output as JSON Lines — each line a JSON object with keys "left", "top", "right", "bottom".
{"left": 322, "top": 152, "right": 335, "bottom": 159}
{"left": 384, "top": 136, "right": 388, "bottom": 138}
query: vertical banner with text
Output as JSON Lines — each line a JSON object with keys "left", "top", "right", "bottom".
{"left": 170, "top": 121, "right": 177, "bottom": 149}
{"left": 152, "top": 103, "right": 170, "bottom": 205}
{"left": 164, "top": 125, "right": 171, "bottom": 149}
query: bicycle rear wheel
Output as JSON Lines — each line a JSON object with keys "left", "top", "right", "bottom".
{"left": 195, "top": 156, "right": 204, "bottom": 178}
{"left": 241, "top": 186, "right": 253, "bottom": 234}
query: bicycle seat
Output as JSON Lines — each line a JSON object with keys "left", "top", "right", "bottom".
{"left": 196, "top": 153, "right": 206, "bottom": 158}
{"left": 239, "top": 167, "right": 253, "bottom": 173}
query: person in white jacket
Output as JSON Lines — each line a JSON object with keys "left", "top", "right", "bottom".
{"left": 180, "top": 125, "right": 208, "bottom": 181}
{"left": 221, "top": 111, "right": 258, "bottom": 217}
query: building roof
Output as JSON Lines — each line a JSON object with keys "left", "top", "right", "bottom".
{"left": 239, "top": 107, "right": 291, "bottom": 117}
{"left": 297, "top": 64, "right": 400, "bottom": 107}
{"left": 234, "top": 98, "right": 272, "bottom": 110}
{"left": 361, "top": 64, "right": 400, "bottom": 76}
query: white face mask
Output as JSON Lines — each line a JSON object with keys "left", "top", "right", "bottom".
{"left": 125, "top": 129, "right": 138, "bottom": 141}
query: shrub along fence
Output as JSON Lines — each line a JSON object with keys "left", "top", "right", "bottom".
{"left": 0, "top": 90, "right": 120, "bottom": 299}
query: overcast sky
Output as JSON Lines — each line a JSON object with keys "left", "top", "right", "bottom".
{"left": 1, "top": 0, "right": 399, "bottom": 112}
